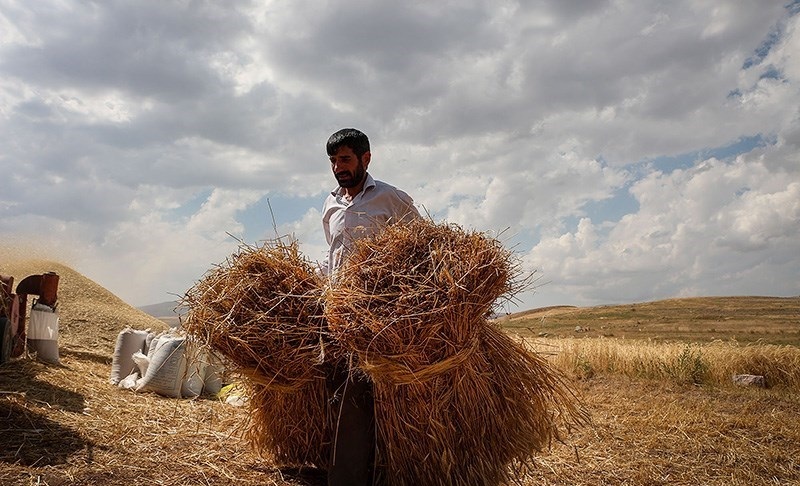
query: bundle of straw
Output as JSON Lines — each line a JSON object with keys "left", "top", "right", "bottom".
{"left": 325, "top": 219, "right": 586, "bottom": 485}
{"left": 325, "top": 220, "right": 518, "bottom": 378}
{"left": 247, "top": 378, "right": 332, "bottom": 468}
{"left": 182, "top": 238, "right": 331, "bottom": 467}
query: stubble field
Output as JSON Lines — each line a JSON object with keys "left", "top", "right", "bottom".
{"left": 1, "top": 257, "right": 798, "bottom": 485}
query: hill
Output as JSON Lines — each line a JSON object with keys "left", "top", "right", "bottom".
{"left": 0, "top": 258, "right": 169, "bottom": 354}
{"left": 501, "top": 295, "right": 800, "bottom": 345}
{"left": 137, "top": 300, "right": 185, "bottom": 318}
{"left": 137, "top": 300, "right": 186, "bottom": 328}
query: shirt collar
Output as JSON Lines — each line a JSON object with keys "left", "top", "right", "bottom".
{"left": 331, "top": 172, "right": 375, "bottom": 198}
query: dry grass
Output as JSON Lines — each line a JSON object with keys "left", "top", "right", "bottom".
{"left": 532, "top": 337, "right": 800, "bottom": 388}
{"left": 1, "top": 253, "right": 799, "bottom": 485}
{"left": 504, "top": 296, "right": 800, "bottom": 345}
{"left": 0, "top": 349, "right": 278, "bottom": 486}
{"left": 526, "top": 375, "right": 800, "bottom": 485}
{"left": 180, "top": 221, "right": 584, "bottom": 485}
{"left": 0, "top": 256, "right": 302, "bottom": 486}
{"left": 181, "top": 238, "right": 332, "bottom": 469}
{"left": 182, "top": 239, "right": 326, "bottom": 388}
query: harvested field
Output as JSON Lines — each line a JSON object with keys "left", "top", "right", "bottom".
{"left": 504, "top": 296, "right": 800, "bottom": 345}
{"left": 528, "top": 375, "right": 800, "bottom": 485}
{"left": 1, "top": 256, "right": 799, "bottom": 485}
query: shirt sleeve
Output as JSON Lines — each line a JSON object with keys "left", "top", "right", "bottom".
{"left": 393, "top": 189, "right": 421, "bottom": 223}
{"left": 320, "top": 195, "right": 334, "bottom": 276}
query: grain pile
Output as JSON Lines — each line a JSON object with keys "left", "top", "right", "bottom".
{"left": 182, "top": 221, "right": 585, "bottom": 485}
{"left": 0, "top": 257, "right": 168, "bottom": 354}
{"left": 181, "top": 239, "right": 332, "bottom": 468}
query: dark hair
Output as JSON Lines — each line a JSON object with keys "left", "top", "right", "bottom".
{"left": 326, "top": 128, "right": 370, "bottom": 157}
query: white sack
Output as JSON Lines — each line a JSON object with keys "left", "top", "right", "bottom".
{"left": 28, "top": 306, "right": 60, "bottom": 364}
{"left": 118, "top": 371, "right": 140, "bottom": 390}
{"left": 131, "top": 351, "right": 150, "bottom": 377}
{"left": 181, "top": 341, "right": 207, "bottom": 398}
{"left": 203, "top": 350, "right": 226, "bottom": 396}
{"left": 147, "top": 333, "right": 165, "bottom": 360}
{"left": 136, "top": 336, "right": 187, "bottom": 398}
{"left": 109, "top": 328, "right": 149, "bottom": 385}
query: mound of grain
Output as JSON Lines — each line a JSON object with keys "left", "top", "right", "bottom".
{"left": 1, "top": 257, "right": 168, "bottom": 355}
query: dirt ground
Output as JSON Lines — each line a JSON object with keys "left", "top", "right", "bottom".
{"left": 2, "top": 346, "right": 799, "bottom": 486}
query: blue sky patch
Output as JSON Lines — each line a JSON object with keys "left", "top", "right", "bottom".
{"left": 582, "top": 188, "right": 640, "bottom": 225}
{"left": 240, "top": 194, "right": 319, "bottom": 241}
{"left": 645, "top": 135, "right": 766, "bottom": 173}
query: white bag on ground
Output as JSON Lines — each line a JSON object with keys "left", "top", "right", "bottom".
{"left": 144, "top": 331, "right": 157, "bottom": 355}
{"left": 118, "top": 371, "right": 140, "bottom": 390}
{"left": 136, "top": 335, "right": 187, "bottom": 398}
{"left": 131, "top": 351, "right": 150, "bottom": 377}
{"left": 110, "top": 328, "right": 149, "bottom": 384}
{"left": 181, "top": 341, "right": 207, "bottom": 398}
{"left": 147, "top": 333, "right": 165, "bottom": 360}
{"left": 28, "top": 304, "right": 60, "bottom": 364}
{"left": 203, "top": 350, "right": 226, "bottom": 396}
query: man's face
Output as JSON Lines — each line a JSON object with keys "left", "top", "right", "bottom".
{"left": 330, "top": 146, "right": 370, "bottom": 188}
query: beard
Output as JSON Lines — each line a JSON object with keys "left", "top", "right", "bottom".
{"left": 335, "top": 160, "right": 366, "bottom": 188}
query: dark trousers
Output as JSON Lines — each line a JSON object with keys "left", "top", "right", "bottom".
{"left": 326, "top": 366, "right": 375, "bottom": 486}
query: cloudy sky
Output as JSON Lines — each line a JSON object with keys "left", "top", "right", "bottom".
{"left": 1, "top": 1, "right": 798, "bottom": 312}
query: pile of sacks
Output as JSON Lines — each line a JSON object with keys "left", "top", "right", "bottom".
{"left": 109, "top": 327, "right": 225, "bottom": 398}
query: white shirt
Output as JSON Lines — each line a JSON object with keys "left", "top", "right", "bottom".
{"left": 322, "top": 173, "right": 420, "bottom": 276}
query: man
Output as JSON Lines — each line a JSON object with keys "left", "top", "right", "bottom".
{"left": 322, "top": 128, "right": 420, "bottom": 277}
{"left": 321, "top": 128, "right": 420, "bottom": 485}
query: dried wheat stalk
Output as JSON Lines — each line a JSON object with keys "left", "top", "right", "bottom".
{"left": 182, "top": 222, "right": 585, "bottom": 483}
{"left": 182, "top": 237, "right": 332, "bottom": 465}
{"left": 326, "top": 219, "right": 587, "bottom": 485}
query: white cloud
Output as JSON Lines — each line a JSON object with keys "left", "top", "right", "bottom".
{"left": 526, "top": 143, "right": 800, "bottom": 306}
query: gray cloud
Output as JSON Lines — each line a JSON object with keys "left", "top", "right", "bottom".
{"left": 1, "top": 1, "right": 252, "bottom": 98}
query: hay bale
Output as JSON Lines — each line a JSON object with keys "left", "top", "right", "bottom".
{"left": 182, "top": 238, "right": 331, "bottom": 467}
{"left": 325, "top": 219, "right": 526, "bottom": 380}
{"left": 372, "top": 326, "right": 584, "bottom": 485}
{"left": 182, "top": 238, "right": 326, "bottom": 390}
{"left": 325, "top": 219, "right": 586, "bottom": 485}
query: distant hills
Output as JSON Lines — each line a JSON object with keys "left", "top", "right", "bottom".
{"left": 138, "top": 300, "right": 185, "bottom": 318}
{"left": 138, "top": 295, "right": 800, "bottom": 344}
